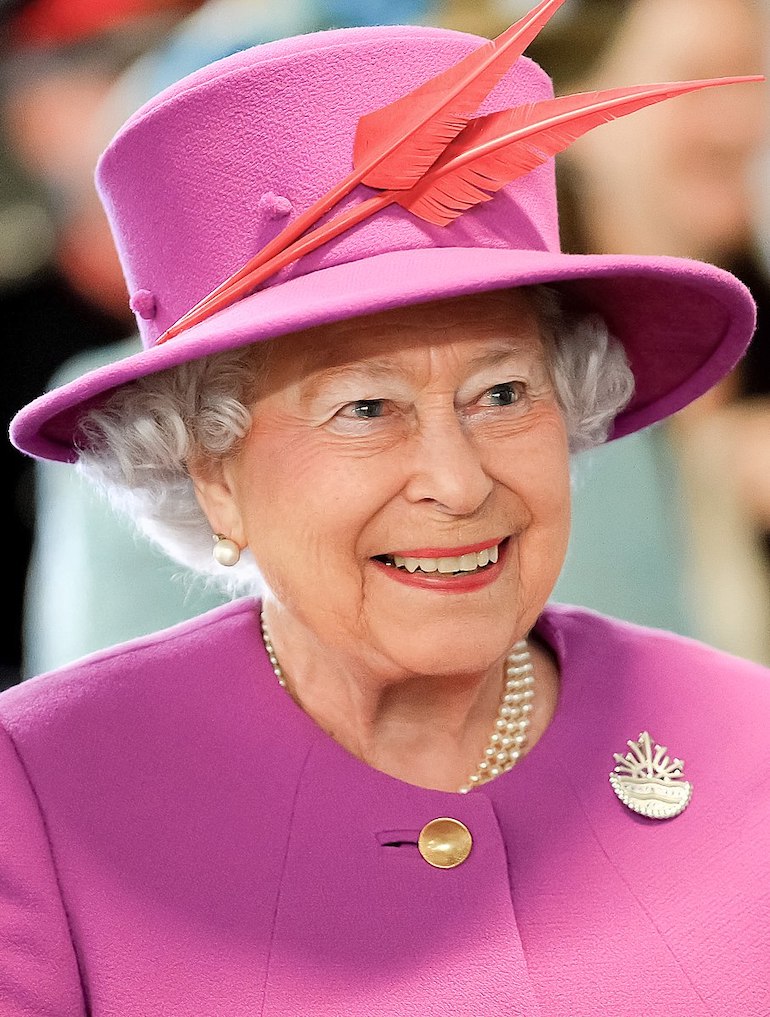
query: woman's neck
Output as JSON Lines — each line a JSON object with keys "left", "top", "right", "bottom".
{"left": 260, "top": 604, "right": 559, "bottom": 792}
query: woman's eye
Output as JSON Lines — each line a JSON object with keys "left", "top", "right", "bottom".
{"left": 348, "top": 399, "right": 385, "bottom": 419}
{"left": 486, "top": 382, "right": 522, "bottom": 407}
{"left": 327, "top": 398, "right": 395, "bottom": 434}
{"left": 333, "top": 399, "right": 388, "bottom": 423}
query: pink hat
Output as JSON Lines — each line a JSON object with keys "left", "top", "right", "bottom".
{"left": 9, "top": 9, "right": 760, "bottom": 463}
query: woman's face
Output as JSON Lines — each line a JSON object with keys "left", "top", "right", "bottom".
{"left": 197, "top": 290, "right": 571, "bottom": 677}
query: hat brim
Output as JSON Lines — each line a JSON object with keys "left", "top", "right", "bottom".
{"left": 10, "top": 245, "right": 756, "bottom": 462}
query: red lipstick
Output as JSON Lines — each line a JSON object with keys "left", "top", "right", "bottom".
{"left": 371, "top": 539, "right": 508, "bottom": 594}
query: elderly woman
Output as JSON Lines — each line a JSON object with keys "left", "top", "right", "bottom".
{"left": 2, "top": 1, "right": 769, "bottom": 1013}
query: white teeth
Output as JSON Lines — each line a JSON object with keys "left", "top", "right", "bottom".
{"left": 394, "top": 556, "right": 438, "bottom": 572}
{"left": 437, "top": 556, "right": 460, "bottom": 574}
{"left": 389, "top": 544, "right": 501, "bottom": 574}
{"left": 404, "top": 557, "right": 435, "bottom": 573}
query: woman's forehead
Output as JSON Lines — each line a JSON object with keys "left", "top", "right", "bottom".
{"left": 266, "top": 289, "right": 544, "bottom": 383}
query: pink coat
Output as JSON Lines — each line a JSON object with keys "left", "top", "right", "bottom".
{"left": 1, "top": 599, "right": 768, "bottom": 1015}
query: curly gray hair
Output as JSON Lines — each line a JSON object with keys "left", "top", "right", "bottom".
{"left": 75, "top": 285, "right": 634, "bottom": 595}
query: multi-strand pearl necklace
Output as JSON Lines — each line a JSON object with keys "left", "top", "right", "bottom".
{"left": 259, "top": 611, "right": 535, "bottom": 794}
{"left": 458, "top": 640, "right": 535, "bottom": 793}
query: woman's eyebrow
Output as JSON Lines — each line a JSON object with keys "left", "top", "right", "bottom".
{"left": 299, "top": 359, "right": 406, "bottom": 401}
{"left": 465, "top": 344, "right": 531, "bottom": 370}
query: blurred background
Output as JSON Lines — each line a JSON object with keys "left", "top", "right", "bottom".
{"left": 1, "top": 0, "right": 768, "bottom": 689}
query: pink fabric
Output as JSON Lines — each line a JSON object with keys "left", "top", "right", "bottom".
{"left": 9, "top": 25, "right": 757, "bottom": 463}
{"left": 1, "top": 600, "right": 768, "bottom": 1014}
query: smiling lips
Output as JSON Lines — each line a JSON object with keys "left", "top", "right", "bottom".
{"left": 375, "top": 539, "right": 504, "bottom": 577}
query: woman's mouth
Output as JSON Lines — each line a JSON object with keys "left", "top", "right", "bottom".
{"left": 372, "top": 539, "right": 508, "bottom": 588}
{"left": 375, "top": 543, "right": 500, "bottom": 576}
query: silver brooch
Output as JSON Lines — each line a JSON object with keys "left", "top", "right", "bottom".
{"left": 610, "top": 731, "right": 693, "bottom": 820}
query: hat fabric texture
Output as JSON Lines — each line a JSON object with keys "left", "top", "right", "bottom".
{"left": 10, "top": 23, "right": 757, "bottom": 463}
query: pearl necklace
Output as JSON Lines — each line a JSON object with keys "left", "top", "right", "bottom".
{"left": 259, "top": 611, "right": 535, "bottom": 794}
{"left": 459, "top": 640, "right": 535, "bottom": 793}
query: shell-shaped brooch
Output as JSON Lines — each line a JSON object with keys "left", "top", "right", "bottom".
{"left": 610, "top": 731, "right": 693, "bottom": 820}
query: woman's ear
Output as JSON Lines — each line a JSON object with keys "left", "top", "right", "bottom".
{"left": 188, "top": 457, "right": 247, "bottom": 548}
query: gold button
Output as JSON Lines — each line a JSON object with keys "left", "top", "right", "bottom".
{"left": 418, "top": 817, "right": 473, "bottom": 869}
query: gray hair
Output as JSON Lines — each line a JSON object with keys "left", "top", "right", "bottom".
{"left": 75, "top": 285, "right": 634, "bottom": 595}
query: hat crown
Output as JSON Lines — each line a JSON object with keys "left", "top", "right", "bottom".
{"left": 95, "top": 25, "right": 558, "bottom": 347}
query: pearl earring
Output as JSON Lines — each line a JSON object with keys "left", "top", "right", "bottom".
{"left": 212, "top": 533, "right": 241, "bottom": 566}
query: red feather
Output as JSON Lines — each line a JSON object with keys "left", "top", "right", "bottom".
{"left": 396, "top": 76, "right": 765, "bottom": 225}
{"left": 157, "top": 73, "right": 765, "bottom": 342}
{"left": 157, "top": 43, "right": 765, "bottom": 344}
{"left": 353, "top": 0, "right": 569, "bottom": 189}
{"left": 157, "top": 0, "right": 567, "bottom": 343}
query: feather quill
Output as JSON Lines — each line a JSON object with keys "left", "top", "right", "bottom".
{"left": 395, "top": 76, "right": 765, "bottom": 225}
{"left": 156, "top": 73, "right": 764, "bottom": 342}
{"left": 353, "top": 0, "right": 569, "bottom": 189}
{"left": 157, "top": 0, "right": 568, "bottom": 342}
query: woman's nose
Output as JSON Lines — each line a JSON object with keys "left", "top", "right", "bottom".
{"left": 402, "top": 411, "right": 494, "bottom": 516}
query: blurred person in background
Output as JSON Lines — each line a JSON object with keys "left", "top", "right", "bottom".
{"left": 0, "top": 0, "right": 205, "bottom": 690}
{"left": 524, "top": 0, "right": 770, "bottom": 663}
{"left": 19, "top": 0, "right": 436, "bottom": 680}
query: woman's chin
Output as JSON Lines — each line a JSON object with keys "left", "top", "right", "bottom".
{"left": 369, "top": 618, "right": 518, "bottom": 680}
{"left": 362, "top": 558, "right": 539, "bottom": 671}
